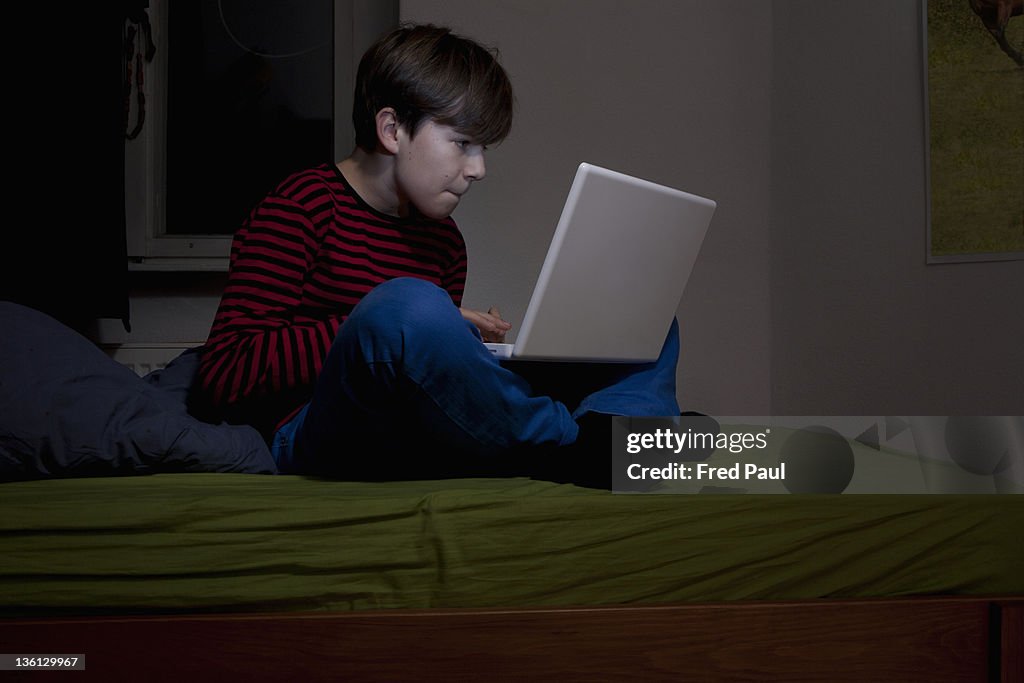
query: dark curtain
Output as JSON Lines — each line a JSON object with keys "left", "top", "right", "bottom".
{"left": 1, "top": 5, "right": 130, "bottom": 333}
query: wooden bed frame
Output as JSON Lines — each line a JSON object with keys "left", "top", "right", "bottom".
{"left": 1, "top": 595, "right": 1020, "bottom": 681}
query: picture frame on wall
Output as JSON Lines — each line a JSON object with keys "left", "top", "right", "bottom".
{"left": 922, "top": 0, "right": 1024, "bottom": 263}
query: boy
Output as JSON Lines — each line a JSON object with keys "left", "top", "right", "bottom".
{"left": 189, "top": 23, "right": 681, "bottom": 482}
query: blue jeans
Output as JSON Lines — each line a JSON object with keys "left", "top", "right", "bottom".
{"left": 272, "top": 277, "right": 680, "bottom": 478}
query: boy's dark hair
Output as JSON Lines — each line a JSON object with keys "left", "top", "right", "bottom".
{"left": 353, "top": 23, "right": 514, "bottom": 151}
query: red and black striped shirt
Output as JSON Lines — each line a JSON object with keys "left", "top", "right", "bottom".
{"left": 192, "top": 163, "right": 467, "bottom": 438}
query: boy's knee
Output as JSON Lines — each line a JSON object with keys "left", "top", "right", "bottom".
{"left": 367, "top": 276, "right": 457, "bottom": 318}
{"left": 371, "top": 276, "right": 451, "bottom": 305}
{"left": 343, "top": 277, "right": 465, "bottom": 344}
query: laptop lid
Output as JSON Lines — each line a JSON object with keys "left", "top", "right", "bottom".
{"left": 503, "top": 162, "right": 716, "bottom": 362}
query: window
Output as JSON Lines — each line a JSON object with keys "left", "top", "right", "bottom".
{"left": 125, "top": 0, "right": 397, "bottom": 270}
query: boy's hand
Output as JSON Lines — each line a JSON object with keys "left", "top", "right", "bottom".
{"left": 461, "top": 306, "right": 512, "bottom": 342}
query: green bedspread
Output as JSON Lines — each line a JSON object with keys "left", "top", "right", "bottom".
{"left": 1, "top": 474, "right": 1021, "bottom": 616}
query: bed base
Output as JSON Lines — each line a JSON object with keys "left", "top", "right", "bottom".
{"left": 1, "top": 596, "right": 1020, "bottom": 681}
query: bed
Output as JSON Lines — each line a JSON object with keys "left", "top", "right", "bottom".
{"left": 1, "top": 302, "right": 1022, "bottom": 681}
{"left": 1, "top": 475, "right": 1021, "bottom": 681}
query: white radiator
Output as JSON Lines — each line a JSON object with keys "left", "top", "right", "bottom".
{"left": 104, "top": 343, "right": 196, "bottom": 377}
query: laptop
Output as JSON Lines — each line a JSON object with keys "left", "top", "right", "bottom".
{"left": 484, "top": 162, "right": 716, "bottom": 362}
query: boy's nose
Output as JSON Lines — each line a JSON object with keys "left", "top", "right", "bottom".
{"left": 465, "top": 154, "right": 486, "bottom": 182}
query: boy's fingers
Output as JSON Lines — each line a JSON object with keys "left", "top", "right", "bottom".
{"left": 487, "top": 307, "right": 511, "bottom": 329}
{"left": 483, "top": 309, "right": 507, "bottom": 327}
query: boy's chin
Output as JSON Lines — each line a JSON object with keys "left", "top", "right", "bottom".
{"left": 415, "top": 201, "right": 457, "bottom": 220}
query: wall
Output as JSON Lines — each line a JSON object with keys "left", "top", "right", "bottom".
{"left": 400, "top": 0, "right": 775, "bottom": 414}
{"left": 771, "top": 1, "right": 1024, "bottom": 414}
{"left": 90, "top": 273, "right": 225, "bottom": 370}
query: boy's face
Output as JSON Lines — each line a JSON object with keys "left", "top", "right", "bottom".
{"left": 394, "top": 119, "right": 487, "bottom": 220}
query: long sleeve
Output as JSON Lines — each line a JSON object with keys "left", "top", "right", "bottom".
{"left": 196, "top": 194, "right": 337, "bottom": 412}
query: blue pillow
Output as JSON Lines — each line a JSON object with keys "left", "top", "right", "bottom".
{"left": 0, "top": 302, "right": 277, "bottom": 480}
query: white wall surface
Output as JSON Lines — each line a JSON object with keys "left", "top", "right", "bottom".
{"left": 771, "top": 1, "right": 1023, "bottom": 414}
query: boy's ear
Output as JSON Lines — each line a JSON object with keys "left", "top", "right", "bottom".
{"left": 375, "top": 107, "right": 400, "bottom": 155}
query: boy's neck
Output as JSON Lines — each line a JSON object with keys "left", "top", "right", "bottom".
{"left": 337, "top": 149, "right": 405, "bottom": 218}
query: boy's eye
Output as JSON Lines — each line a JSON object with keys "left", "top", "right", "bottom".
{"left": 455, "top": 140, "right": 488, "bottom": 153}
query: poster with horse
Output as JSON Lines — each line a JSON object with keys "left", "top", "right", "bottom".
{"left": 924, "top": 0, "right": 1023, "bottom": 262}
